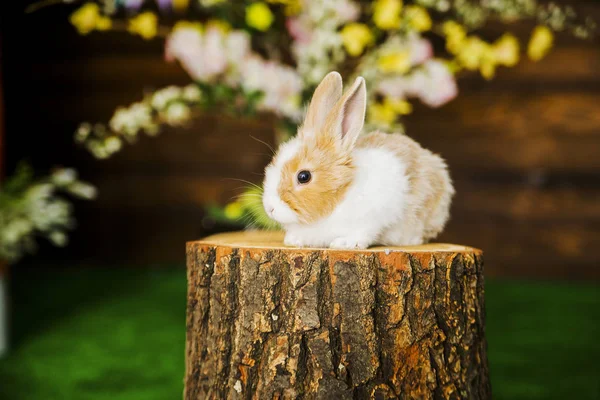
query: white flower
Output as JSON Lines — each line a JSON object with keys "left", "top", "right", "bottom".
{"left": 68, "top": 182, "right": 98, "bottom": 200}
{"left": 25, "top": 183, "right": 53, "bottom": 203}
{"left": 48, "top": 231, "right": 68, "bottom": 247}
{"left": 51, "top": 168, "right": 77, "bottom": 187}
{"left": 75, "top": 123, "right": 92, "bottom": 143}
{"left": 182, "top": 84, "right": 202, "bottom": 102}
{"left": 240, "top": 56, "right": 266, "bottom": 93}
{"left": 88, "top": 141, "right": 110, "bottom": 159}
{"left": 109, "top": 107, "right": 135, "bottom": 135}
{"left": 1, "top": 219, "right": 34, "bottom": 246}
{"left": 164, "top": 103, "right": 191, "bottom": 125}
{"left": 289, "top": 0, "right": 358, "bottom": 84}
{"left": 104, "top": 136, "right": 122, "bottom": 153}
{"left": 28, "top": 199, "right": 70, "bottom": 231}
{"left": 130, "top": 103, "right": 153, "bottom": 126}
{"left": 303, "top": 0, "right": 359, "bottom": 25}
{"left": 292, "top": 28, "right": 344, "bottom": 84}
{"left": 109, "top": 102, "right": 154, "bottom": 136}
{"left": 151, "top": 86, "right": 183, "bottom": 110}
{"left": 225, "top": 31, "right": 251, "bottom": 67}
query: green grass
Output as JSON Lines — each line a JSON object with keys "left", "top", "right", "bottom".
{"left": 0, "top": 267, "right": 598, "bottom": 400}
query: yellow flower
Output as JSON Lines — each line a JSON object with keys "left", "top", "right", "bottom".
{"left": 95, "top": 16, "right": 112, "bottom": 31}
{"left": 200, "top": 0, "right": 225, "bottom": 6}
{"left": 224, "top": 202, "right": 244, "bottom": 220}
{"left": 173, "top": 20, "right": 203, "bottom": 33}
{"left": 453, "top": 35, "right": 499, "bottom": 79}
{"left": 206, "top": 19, "right": 231, "bottom": 33}
{"left": 443, "top": 21, "right": 467, "bottom": 54}
{"left": 377, "top": 51, "right": 411, "bottom": 74}
{"left": 267, "top": 0, "right": 302, "bottom": 15}
{"left": 479, "top": 59, "right": 496, "bottom": 80}
{"left": 369, "top": 103, "right": 397, "bottom": 125}
{"left": 528, "top": 25, "right": 553, "bottom": 61}
{"left": 404, "top": 5, "right": 431, "bottom": 32}
{"left": 128, "top": 12, "right": 158, "bottom": 40}
{"left": 246, "top": 2, "right": 274, "bottom": 32}
{"left": 373, "top": 0, "right": 402, "bottom": 30}
{"left": 368, "top": 98, "right": 411, "bottom": 125}
{"left": 442, "top": 59, "right": 462, "bottom": 74}
{"left": 386, "top": 98, "right": 412, "bottom": 115}
{"left": 69, "top": 3, "right": 112, "bottom": 35}
{"left": 341, "top": 23, "right": 374, "bottom": 56}
{"left": 479, "top": 44, "right": 498, "bottom": 80}
{"left": 173, "top": 0, "right": 190, "bottom": 11}
{"left": 457, "top": 36, "right": 489, "bottom": 70}
{"left": 494, "top": 33, "right": 520, "bottom": 67}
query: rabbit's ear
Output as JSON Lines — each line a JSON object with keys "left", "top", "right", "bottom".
{"left": 324, "top": 76, "right": 367, "bottom": 151}
{"left": 300, "top": 71, "right": 343, "bottom": 139}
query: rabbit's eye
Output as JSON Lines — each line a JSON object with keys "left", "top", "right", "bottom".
{"left": 297, "top": 170, "right": 312, "bottom": 184}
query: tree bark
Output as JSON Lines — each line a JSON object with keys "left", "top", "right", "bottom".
{"left": 185, "top": 231, "right": 491, "bottom": 400}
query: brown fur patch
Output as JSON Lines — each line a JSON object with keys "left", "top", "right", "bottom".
{"left": 278, "top": 135, "right": 354, "bottom": 224}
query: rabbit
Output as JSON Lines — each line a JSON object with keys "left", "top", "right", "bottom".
{"left": 262, "top": 71, "right": 455, "bottom": 249}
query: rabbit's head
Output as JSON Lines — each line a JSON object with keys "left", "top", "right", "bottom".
{"left": 262, "top": 71, "right": 367, "bottom": 225}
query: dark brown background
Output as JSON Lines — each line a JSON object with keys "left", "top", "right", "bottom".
{"left": 1, "top": 1, "right": 599, "bottom": 280}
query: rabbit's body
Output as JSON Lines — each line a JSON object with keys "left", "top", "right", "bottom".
{"left": 280, "top": 131, "right": 453, "bottom": 248}
{"left": 262, "top": 72, "right": 454, "bottom": 249}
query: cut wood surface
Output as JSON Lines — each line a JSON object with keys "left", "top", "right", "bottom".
{"left": 185, "top": 231, "right": 491, "bottom": 399}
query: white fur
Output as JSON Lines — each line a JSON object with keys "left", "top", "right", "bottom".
{"left": 262, "top": 138, "right": 301, "bottom": 225}
{"left": 270, "top": 146, "right": 414, "bottom": 249}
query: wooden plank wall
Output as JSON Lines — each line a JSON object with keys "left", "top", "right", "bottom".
{"left": 1, "top": 2, "right": 599, "bottom": 280}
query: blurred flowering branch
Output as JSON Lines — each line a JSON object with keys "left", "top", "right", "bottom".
{"left": 75, "top": 84, "right": 204, "bottom": 158}
{"left": 35, "top": 0, "right": 597, "bottom": 229}
{"left": 0, "top": 163, "right": 97, "bottom": 263}
{"left": 63, "top": 0, "right": 597, "bottom": 147}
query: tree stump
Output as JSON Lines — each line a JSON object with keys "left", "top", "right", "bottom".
{"left": 185, "top": 231, "right": 491, "bottom": 400}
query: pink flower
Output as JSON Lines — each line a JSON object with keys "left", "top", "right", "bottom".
{"left": 286, "top": 17, "right": 312, "bottom": 44}
{"left": 240, "top": 56, "right": 303, "bottom": 119}
{"left": 338, "top": 1, "right": 360, "bottom": 23}
{"left": 165, "top": 28, "right": 206, "bottom": 79}
{"left": 225, "top": 31, "right": 251, "bottom": 65}
{"left": 240, "top": 56, "right": 265, "bottom": 92}
{"left": 419, "top": 60, "right": 458, "bottom": 107}
{"left": 165, "top": 27, "right": 239, "bottom": 83}
{"left": 411, "top": 60, "right": 458, "bottom": 107}
{"left": 125, "top": 0, "right": 143, "bottom": 11}
{"left": 202, "top": 27, "right": 228, "bottom": 77}
{"left": 409, "top": 37, "right": 433, "bottom": 66}
{"left": 156, "top": 0, "right": 171, "bottom": 11}
{"left": 377, "top": 60, "right": 457, "bottom": 108}
{"left": 377, "top": 77, "right": 410, "bottom": 99}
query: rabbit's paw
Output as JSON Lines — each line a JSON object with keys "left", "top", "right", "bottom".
{"left": 329, "top": 236, "right": 370, "bottom": 250}
{"left": 284, "top": 232, "right": 308, "bottom": 247}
